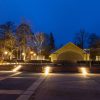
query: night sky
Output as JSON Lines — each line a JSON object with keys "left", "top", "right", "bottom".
{"left": 0, "top": 0, "right": 100, "bottom": 46}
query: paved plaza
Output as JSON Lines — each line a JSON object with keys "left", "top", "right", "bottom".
{"left": 30, "top": 74, "right": 100, "bottom": 100}
{"left": 0, "top": 72, "right": 100, "bottom": 100}
{"left": 0, "top": 72, "right": 43, "bottom": 100}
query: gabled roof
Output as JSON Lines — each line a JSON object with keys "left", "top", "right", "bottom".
{"left": 50, "top": 42, "right": 86, "bottom": 55}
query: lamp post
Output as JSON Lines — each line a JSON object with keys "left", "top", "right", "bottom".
{"left": 30, "top": 51, "right": 33, "bottom": 60}
{"left": 4, "top": 51, "right": 8, "bottom": 60}
{"left": 22, "top": 52, "right": 26, "bottom": 61}
{"left": 89, "top": 49, "right": 92, "bottom": 73}
{"left": 30, "top": 51, "right": 37, "bottom": 60}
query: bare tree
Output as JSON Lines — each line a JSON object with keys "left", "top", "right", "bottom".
{"left": 0, "top": 21, "right": 16, "bottom": 60}
{"left": 16, "top": 22, "right": 31, "bottom": 60}
{"left": 88, "top": 33, "right": 100, "bottom": 60}
{"left": 74, "top": 29, "right": 88, "bottom": 49}
{"left": 88, "top": 33, "right": 100, "bottom": 48}
{"left": 32, "top": 32, "right": 45, "bottom": 55}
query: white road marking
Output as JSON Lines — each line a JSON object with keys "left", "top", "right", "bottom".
{"left": 16, "top": 76, "right": 46, "bottom": 100}
{"left": 0, "top": 72, "right": 22, "bottom": 81}
{"left": 0, "top": 90, "right": 24, "bottom": 94}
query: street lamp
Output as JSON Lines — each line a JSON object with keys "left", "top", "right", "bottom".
{"left": 89, "top": 48, "right": 92, "bottom": 73}
{"left": 3, "top": 51, "right": 8, "bottom": 60}
{"left": 22, "top": 52, "right": 26, "bottom": 61}
{"left": 30, "top": 51, "right": 36, "bottom": 56}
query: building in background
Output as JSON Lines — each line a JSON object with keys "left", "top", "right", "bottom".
{"left": 50, "top": 42, "right": 90, "bottom": 62}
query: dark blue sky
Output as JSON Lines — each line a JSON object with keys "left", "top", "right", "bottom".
{"left": 0, "top": 0, "right": 100, "bottom": 46}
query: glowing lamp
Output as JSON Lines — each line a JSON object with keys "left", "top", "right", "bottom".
{"left": 44, "top": 67, "right": 50, "bottom": 75}
{"left": 34, "top": 53, "right": 36, "bottom": 56}
{"left": 22, "top": 53, "right": 25, "bottom": 56}
{"left": 4, "top": 51, "right": 8, "bottom": 55}
{"left": 30, "top": 51, "right": 34, "bottom": 54}
{"left": 80, "top": 67, "right": 88, "bottom": 76}
{"left": 13, "top": 65, "right": 22, "bottom": 72}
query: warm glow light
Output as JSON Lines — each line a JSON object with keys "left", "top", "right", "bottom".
{"left": 34, "top": 53, "right": 36, "bottom": 56}
{"left": 80, "top": 67, "right": 88, "bottom": 76}
{"left": 12, "top": 65, "right": 22, "bottom": 72}
{"left": 4, "top": 51, "right": 8, "bottom": 55}
{"left": 22, "top": 53, "right": 25, "bottom": 56}
{"left": 44, "top": 67, "right": 50, "bottom": 75}
{"left": 30, "top": 51, "right": 34, "bottom": 54}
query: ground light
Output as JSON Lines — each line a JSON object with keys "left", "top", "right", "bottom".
{"left": 44, "top": 66, "right": 50, "bottom": 75}
{"left": 79, "top": 67, "right": 89, "bottom": 76}
{"left": 12, "top": 65, "right": 22, "bottom": 72}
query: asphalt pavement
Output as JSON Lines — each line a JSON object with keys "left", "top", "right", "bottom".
{"left": 30, "top": 73, "right": 100, "bottom": 100}
{"left": 0, "top": 72, "right": 42, "bottom": 100}
{"left": 0, "top": 72, "right": 100, "bottom": 100}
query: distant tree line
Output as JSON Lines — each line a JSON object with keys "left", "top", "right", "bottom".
{"left": 74, "top": 29, "right": 100, "bottom": 59}
{"left": 0, "top": 21, "right": 55, "bottom": 60}
{"left": 74, "top": 29, "right": 100, "bottom": 49}
{"left": 0, "top": 21, "right": 100, "bottom": 61}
